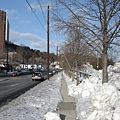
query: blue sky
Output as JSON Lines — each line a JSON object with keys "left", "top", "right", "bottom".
{"left": 0, "top": 0, "right": 63, "bottom": 53}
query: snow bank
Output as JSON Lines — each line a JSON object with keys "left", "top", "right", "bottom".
{"left": 44, "top": 112, "right": 61, "bottom": 120}
{"left": 64, "top": 63, "right": 120, "bottom": 120}
{"left": 81, "top": 63, "right": 99, "bottom": 76}
{"left": 1, "top": 62, "right": 120, "bottom": 120}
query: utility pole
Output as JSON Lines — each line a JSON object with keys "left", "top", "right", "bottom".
{"left": 40, "top": 4, "right": 57, "bottom": 80}
{"left": 56, "top": 46, "right": 58, "bottom": 63}
{"left": 56, "top": 46, "right": 58, "bottom": 73}
{"left": 6, "top": 40, "right": 9, "bottom": 72}
{"left": 47, "top": 5, "right": 50, "bottom": 80}
{"left": 56, "top": 46, "right": 59, "bottom": 70}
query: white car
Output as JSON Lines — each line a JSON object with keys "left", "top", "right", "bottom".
{"left": 32, "top": 72, "right": 43, "bottom": 81}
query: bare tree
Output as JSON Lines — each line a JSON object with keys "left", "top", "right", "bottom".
{"left": 53, "top": 0, "right": 120, "bottom": 83}
{"left": 60, "top": 27, "right": 92, "bottom": 85}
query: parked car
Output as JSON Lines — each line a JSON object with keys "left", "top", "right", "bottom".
{"left": 49, "top": 70, "right": 56, "bottom": 76}
{"left": 12, "top": 71, "right": 19, "bottom": 77}
{"left": 7, "top": 71, "right": 19, "bottom": 77}
{"left": 39, "top": 70, "right": 47, "bottom": 80}
{"left": 31, "top": 72, "right": 43, "bottom": 81}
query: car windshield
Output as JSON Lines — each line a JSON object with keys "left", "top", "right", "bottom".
{"left": 34, "top": 72, "right": 41, "bottom": 75}
{"left": 39, "top": 70, "right": 47, "bottom": 75}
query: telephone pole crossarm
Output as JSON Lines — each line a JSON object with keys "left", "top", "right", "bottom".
{"left": 39, "top": 4, "right": 57, "bottom": 7}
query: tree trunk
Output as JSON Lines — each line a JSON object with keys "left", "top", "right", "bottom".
{"left": 76, "top": 61, "right": 79, "bottom": 85}
{"left": 72, "top": 68, "right": 75, "bottom": 81}
{"left": 102, "top": 0, "right": 109, "bottom": 84}
{"left": 102, "top": 48, "right": 108, "bottom": 83}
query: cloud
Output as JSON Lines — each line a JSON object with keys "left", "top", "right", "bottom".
{"left": 4, "top": 9, "right": 19, "bottom": 20}
{"left": 5, "top": 9, "right": 17, "bottom": 16}
{"left": 20, "top": 20, "right": 32, "bottom": 25}
{"left": 10, "top": 30, "right": 47, "bottom": 50}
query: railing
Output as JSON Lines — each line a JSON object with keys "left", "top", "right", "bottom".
{"left": 79, "top": 71, "right": 91, "bottom": 79}
{"left": 69, "top": 70, "right": 91, "bottom": 82}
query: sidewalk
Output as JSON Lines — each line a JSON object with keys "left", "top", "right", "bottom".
{"left": 56, "top": 74, "right": 76, "bottom": 120}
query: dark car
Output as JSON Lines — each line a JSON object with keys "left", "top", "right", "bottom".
{"left": 31, "top": 72, "right": 43, "bottom": 81}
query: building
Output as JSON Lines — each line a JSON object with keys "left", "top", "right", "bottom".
{"left": 0, "top": 10, "right": 9, "bottom": 55}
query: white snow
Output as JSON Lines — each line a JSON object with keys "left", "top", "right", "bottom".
{"left": 65, "top": 63, "right": 120, "bottom": 120}
{"left": 0, "top": 63, "right": 120, "bottom": 120}
{"left": 44, "top": 112, "right": 61, "bottom": 120}
{"left": 0, "top": 74, "right": 63, "bottom": 120}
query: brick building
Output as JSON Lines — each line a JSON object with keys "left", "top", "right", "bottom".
{"left": 0, "top": 10, "right": 9, "bottom": 55}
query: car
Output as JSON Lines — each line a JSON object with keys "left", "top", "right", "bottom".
{"left": 7, "top": 71, "right": 19, "bottom": 77}
{"left": 36, "top": 69, "right": 55, "bottom": 80}
{"left": 39, "top": 70, "right": 47, "bottom": 80}
{"left": 31, "top": 72, "right": 43, "bottom": 81}
{"left": 11, "top": 71, "right": 18, "bottom": 77}
{"left": 49, "top": 70, "right": 56, "bottom": 76}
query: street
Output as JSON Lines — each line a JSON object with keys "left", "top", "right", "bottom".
{"left": 0, "top": 75, "right": 41, "bottom": 107}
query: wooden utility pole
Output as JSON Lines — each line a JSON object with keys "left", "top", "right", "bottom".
{"left": 6, "top": 41, "right": 9, "bottom": 72}
{"left": 56, "top": 46, "right": 58, "bottom": 64}
{"left": 40, "top": 4, "right": 57, "bottom": 80}
{"left": 26, "top": 0, "right": 56, "bottom": 79}
{"left": 47, "top": 5, "right": 50, "bottom": 80}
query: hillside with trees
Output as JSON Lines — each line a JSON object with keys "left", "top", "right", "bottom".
{"left": 4, "top": 41, "right": 57, "bottom": 67}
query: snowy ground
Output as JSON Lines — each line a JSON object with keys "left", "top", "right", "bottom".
{"left": 0, "top": 74, "right": 63, "bottom": 120}
{"left": 0, "top": 63, "right": 120, "bottom": 120}
{"left": 65, "top": 63, "right": 120, "bottom": 120}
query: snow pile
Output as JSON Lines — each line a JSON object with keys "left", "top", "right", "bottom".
{"left": 81, "top": 63, "right": 99, "bottom": 76}
{"left": 0, "top": 63, "right": 120, "bottom": 120}
{"left": 44, "top": 112, "right": 61, "bottom": 120}
{"left": 108, "top": 63, "right": 120, "bottom": 90}
{"left": 0, "top": 73, "right": 63, "bottom": 120}
{"left": 64, "top": 63, "right": 120, "bottom": 120}
{"left": 108, "top": 63, "right": 120, "bottom": 73}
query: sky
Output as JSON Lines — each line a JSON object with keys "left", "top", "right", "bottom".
{"left": 0, "top": 0, "right": 63, "bottom": 53}
{"left": 0, "top": 63, "right": 120, "bottom": 120}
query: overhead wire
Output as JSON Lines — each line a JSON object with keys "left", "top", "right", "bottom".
{"left": 38, "top": 0, "right": 59, "bottom": 53}
{"left": 26, "top": 0, "right": 47, "bottom": 32}
{"left": 26, "top": 0, "right": 72, "bottom": 67}
{"left": 36, "top": 0, "right": 57, "bottom": 52}
{"left": 37, "top": 0, "right": 47, "bottom": 23}
{"left": 48, "top": 0, "right": 61, "bottom": 53}
{"left": 26, "top": 0, "right": 61, "bottom": 53}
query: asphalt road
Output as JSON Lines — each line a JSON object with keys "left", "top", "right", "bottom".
{"left": 0, "top": 75, "right": 41, "bottom": 107}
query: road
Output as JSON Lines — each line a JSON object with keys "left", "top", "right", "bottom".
{"left": 0, "top": 75, "right": 41, "bottom": 107}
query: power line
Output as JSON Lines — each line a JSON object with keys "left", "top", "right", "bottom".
{"left": 26, "top": 0, "right": 46, "bottom": 32}
{"left": 26, "top": 0, "right": 58, "bottom": 51}
{"left": 46, "top": 2, "right": 61, "bottom": 52}
{"left": 26, "top": 0, "right": 57, "bottom": 51}
{"left": 39, "top": 4, "right": 58, "bottom": 51}
{"left": 40, "top": 4, "right": 57, "bottom": 80}
{"left": 37, "top": 0, "right": 46, "bottom": 23}
{"left": 26, "top": 0, "right": 34, "bottom": 11}
{"left": 26, "top": 0, "right": 59, "bottom": 54}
